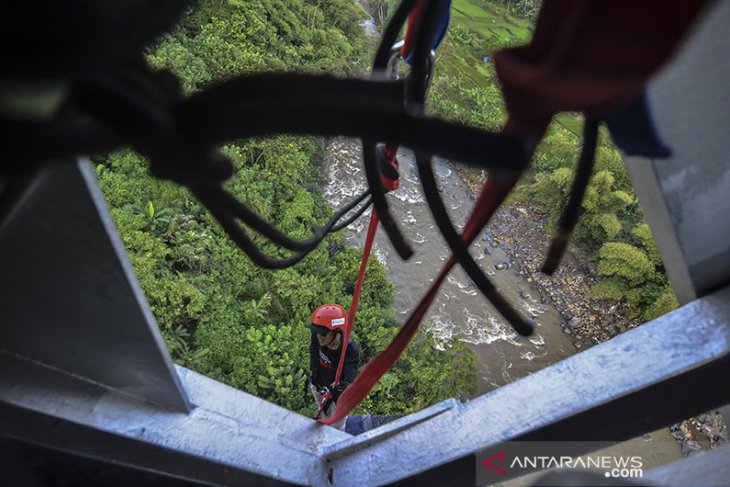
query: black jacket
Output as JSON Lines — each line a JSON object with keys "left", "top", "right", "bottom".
{"left": 309, "top": 333, "right": 360, "bottom": 392}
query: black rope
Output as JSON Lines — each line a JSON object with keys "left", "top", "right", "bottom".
{"left": 416, "top": 152, "right": 533, "bottom": 336}
{"left": 4, "top": 74, "right": 527, "bottom": 177}
{"left": 4, "top": 29, "right": 528, "bottom": 274}
{"left": 69, "top": 69, "right": 390, "bottom": 269}
{"left": 542, "top": 117, "right": 599, "bottom": 275}
{"left": 195, "top": 187, "right": 311, "bottom": 269}
{"left": 8, "top": 70, "right": 527, "bottom": 273}
{"left": 362, "top": 137, "right": 413, "bottom": 259}
{"left": 363, "top": 0, "right": 450, "bottom": 260}
{"left": 73, "top": 68, "right": 233, "bottom": 186}
{"left": 359, "top": 0, "right": 424, "bottom": 262}
{"left": 330, "top": 197, "right": 373, "bottom": 233}
{"left": 406, "top": 0, "right": 531, "bottom": 335}
{"left": 195, "top": 185, "right": 371, "bottom": 251}
{"left": 193, "top": 184, "right": 372, "bottom": 268}
{"left": 178, "top": 75, "right": 525, "bottom": 172}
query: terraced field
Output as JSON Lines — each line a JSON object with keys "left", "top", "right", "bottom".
{"left": 451, "top": 0, "right": 531, "bottom": 41}
{"left": 438, "top": 0, "right": 531, "bottom": 86}
{"left": 436, "top": 1, "right": 583, "bottom": 140}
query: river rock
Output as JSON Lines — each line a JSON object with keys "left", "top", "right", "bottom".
{"left": 495, "top": 263, "right": 505, "bottom": 270}
{"left": 568, "top": 316, "right": 583, "bottom": 328}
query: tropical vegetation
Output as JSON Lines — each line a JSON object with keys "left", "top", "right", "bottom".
{"left": 425, "top": 0, "right": 678, "bottom": 321}
{"left": 98, "top": 0, "right": 677, "bottom": 421}
{"left": 96, "top": 0, "right": 477, "bottom": 417}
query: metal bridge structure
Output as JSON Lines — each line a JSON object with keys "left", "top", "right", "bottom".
{"left": 1, "top": 2, "right": 729, "bottom": 486}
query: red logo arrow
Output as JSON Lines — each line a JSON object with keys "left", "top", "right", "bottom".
{"left": 482, "top": 450, "right": 507, "bottom": 475}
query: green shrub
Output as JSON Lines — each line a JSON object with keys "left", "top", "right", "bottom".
{"left": 584, "top": 213, "right": 622, "bottom": 240}
{"left": 590, "top": 278, "right": 628, "bottom": 301}
{"left": 643, "top": 286, "right": 679, "bottom": 321}
{"left": 596, "top": 242, "right": 654, "bottom": 286}
{"left": 632, "top": 223, "right": 663, "bottom": 267}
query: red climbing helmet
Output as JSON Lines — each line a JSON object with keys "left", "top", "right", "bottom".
{"left": 310, "top": 304, "right": 347, "bottom": 334}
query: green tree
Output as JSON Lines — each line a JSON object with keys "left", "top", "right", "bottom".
{"left": 596, "top": 242, "right": 654, "bottom": 287}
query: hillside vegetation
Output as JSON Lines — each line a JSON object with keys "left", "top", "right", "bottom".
{"left": 425, "top": 0, "right": 678, "bottom": 321}
{"left": 96, "top": 0, "right": 476, "bottom": 417}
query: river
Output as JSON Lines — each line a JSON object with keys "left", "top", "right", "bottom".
{"left": 322, "top": 137, "right": 576, "bottom": 394}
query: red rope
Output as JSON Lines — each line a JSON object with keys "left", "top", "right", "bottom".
{"left": 400, "top": 0, "right": 425, "bottom": 60}
{"left": 315, "top": 390, "right": 334, "bottom": 420}
{"left": 331, "top": 207, "right": 380, "bottom": 388}
{"left": 320, "top": 176, "right": 516, "bottom": 425}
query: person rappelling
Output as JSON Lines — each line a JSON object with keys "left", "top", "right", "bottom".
{"left": 308, "top": 304, "right": 361, "bottom": 430}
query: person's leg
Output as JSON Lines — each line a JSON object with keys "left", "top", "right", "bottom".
{"left": 325, "top": 400, "right": 347, "bottom": 431}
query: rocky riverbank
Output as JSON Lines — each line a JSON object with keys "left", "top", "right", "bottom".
{"left": 484, "top": 199, "right": 728, "bottom": 455}
{"left": 487, "top": 202, "right": 639, "bottom": 350}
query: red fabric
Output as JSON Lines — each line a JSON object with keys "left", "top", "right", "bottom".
{"left": 331, "top": 208, "right": 380, "bottom": 388}
{"left": 401, "top": 0, "right": 426, "bottom": 60}
{"left": 381, "top": 145, "right": 400, "bottom": 191}
{"left": 494, "top": 0, "right": 706, "bottom": 133}
{"left": 320, "top": 177, "right": 516, "bottom": 425}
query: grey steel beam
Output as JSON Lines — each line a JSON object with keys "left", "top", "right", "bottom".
{"left": 329, "top": 285, "right": 730, "bottom": 486}
{"left": 0, "top": 351, "right": 347, "bottom": 486}
{"left": 320, "top": 399, "right": 457, "bottom": 460}
{"left": 644, "top": 443, "right": 730, "bottom": 487}
{"left": 0, "top": 158, "right": 348, "bottom": 485}
{"left": 623, "top": 0, "right": 730, "bottom": 304}
{"left": 0, "top": 158, "right": 189, "bottom": 411}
